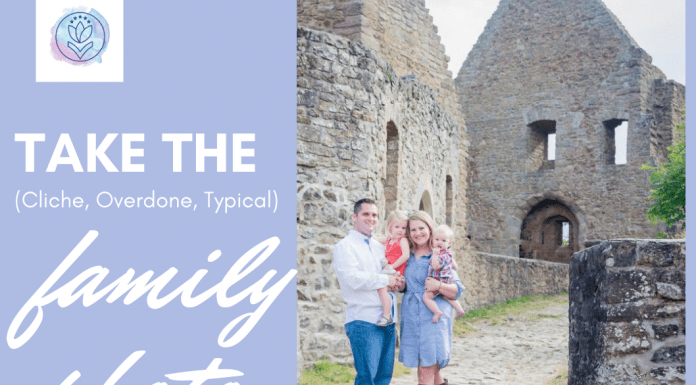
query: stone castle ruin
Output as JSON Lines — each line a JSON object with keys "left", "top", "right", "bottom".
{"left": 296, "top": 0, "right": 684, "bottom": 372}
{"left": 459, "top": 0, "right": 685, "bottom": 264}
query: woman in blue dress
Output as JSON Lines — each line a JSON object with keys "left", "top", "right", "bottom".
{"left": 399, "top": 211, "right": 465, "bottom": 385}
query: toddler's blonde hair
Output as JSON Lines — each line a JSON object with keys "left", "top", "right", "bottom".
{"left": 386, "top": 210, "right": 409, "bottom": 235}
{"left": 435, "top": 224, "right": 454, "bottom": 244}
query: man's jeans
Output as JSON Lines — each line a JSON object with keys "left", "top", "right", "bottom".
{"left": 345, "top": 320, "right": 396, "bottom": 385}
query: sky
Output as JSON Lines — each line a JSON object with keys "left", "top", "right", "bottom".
{"left": 424, "top": 0, "right": 686, "bottom": 85}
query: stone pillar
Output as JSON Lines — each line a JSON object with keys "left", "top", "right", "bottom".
{"left": 569, "top": 239, "right": 685, "bottom": 384}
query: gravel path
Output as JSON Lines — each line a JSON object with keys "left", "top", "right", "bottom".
{"left": 391, "top": 302, "right": 569, "bottom": 385}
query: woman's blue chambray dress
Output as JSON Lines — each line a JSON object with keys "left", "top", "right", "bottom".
{"left": 398, "top": 252, "right": 465, "bottom": 368}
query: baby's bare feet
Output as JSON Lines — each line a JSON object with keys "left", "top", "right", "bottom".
{"left": 431, "top": 311, "right": 442, "bottom": 323}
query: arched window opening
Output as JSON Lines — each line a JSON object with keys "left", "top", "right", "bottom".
{"left": 519, "top": 199, "right": 579, "bottom": 263}
{"left": 419, "top": 190, "right": 433, "bottom": 218}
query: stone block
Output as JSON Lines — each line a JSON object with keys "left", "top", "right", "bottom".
{"left": 322, "top": 189, "right": 337, "bottom": 202}
{"left": 304, "top": 203, "right": 319, "bottom": 221}
{"left": 649, "top": 366, "right": 685, "bottom": 383}
{"left": 652, "top": 324, "right": 679, "bottom": 340}
{"left": 637, "top": 240, "right": 682, "bottom": 267}
{"left": 601, "top": 270, "right": 655, "bottom": 304}
{"left": 656, "top": 282, "right": 684, "bottom": 300}
{"left": 604, "top": 323, "right": 651, "bottom": 355}
{"left": 650, "top": 345, "right": 685, "bottom": 364}
{"left": 302, "top": 187, "right": 323, "bottom": 201}
{"left": 605, "top": 303, "right": 684, "bottom": 322}
{"left": 599, "top": 240, "right": 637, "bottom": 267}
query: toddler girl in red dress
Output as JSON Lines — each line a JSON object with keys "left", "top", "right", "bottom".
{"left": 375, "top": 210, "right": 410, "bottom": 326}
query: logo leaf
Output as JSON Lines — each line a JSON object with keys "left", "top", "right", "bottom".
{"left": 76, "top": 22, "right": 85, "bottom": 43}
{"left": 68, "top": 25, "right": 78, "bottom": 42}
{"left": 80, "top": 25, "right": 93, "bottom": 43}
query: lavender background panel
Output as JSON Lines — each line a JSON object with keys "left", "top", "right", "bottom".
{"left": 0, "top": 1, "right": 297, "bottom": 383}
{"left": 686, "top": 0, "right": 694, "bottom": 382}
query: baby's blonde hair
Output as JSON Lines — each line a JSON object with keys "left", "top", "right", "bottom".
{"left": 435, "top": 224, "right": 454, "bottom": 244}
{"left": 386, "top": 210, "right": 409, "bottom": 235}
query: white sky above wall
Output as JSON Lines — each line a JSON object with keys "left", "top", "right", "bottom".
{"left": 425, "top": 0, "right": 686, "bottom": 85}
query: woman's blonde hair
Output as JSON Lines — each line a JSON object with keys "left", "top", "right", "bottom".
{"left": 386, "top": 210, "right": 409, "bottom": 237}
{"left": 407, "top": 211, "right": 436, "bottom": 251}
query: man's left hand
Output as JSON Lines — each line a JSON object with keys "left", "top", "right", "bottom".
{"left": 388, "top": 273, "right": 405, "bottom": 291}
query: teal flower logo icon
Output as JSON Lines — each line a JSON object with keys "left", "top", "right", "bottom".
{"left": 51, "top": 9, "right": 109, "bottom": 65}
{"left": 68, "top": 20, "right": 93, "bottom": 58}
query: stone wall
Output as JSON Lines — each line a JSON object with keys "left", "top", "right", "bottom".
{"left": 297, "top": 27, "right": 463, "bottom": 367}
{"left": 297, "top": 0, "right": 464, "bottom": 128}
{"left": 649, "top": 79, "right": 686, "bottom": 164}
{"left": 457, "top": 0, "right": 686, "bottom": 260}
{"left": 297, "top": 0, "right": 471, "bottom": 255}
{"left": 463, "top": 252, "right": 569, "bottom": 310}
{"left": 569, "top": 239, "right": 685, "bottom": 384}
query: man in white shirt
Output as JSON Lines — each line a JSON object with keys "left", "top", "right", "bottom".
{"left": 332, "top": 198, "right": 405, "bottom": 385}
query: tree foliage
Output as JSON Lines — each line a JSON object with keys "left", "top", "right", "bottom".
{"left": 641, "top": 119, "right": 686, "bottom": 228}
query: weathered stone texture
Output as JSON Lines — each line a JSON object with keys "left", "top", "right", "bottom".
{"left": 297, "top": 0, "right": 464, "bottom": 130}
{"left": 297, "top": 1, "right": 470, "bottom": 253}
{"left": 463, "top": 252, "right": 569, "bottom": 310}
{"left": 297, "top": 27, "right": 463, "bottom": 367}
{"left": 296, "top": 0, "right": 685, "bottom": 377}
{"left": 457, "top": 0, "right": 686, "bottom": 261}
{"left": 569, "top": 239, "right": 686, "bottom": 384}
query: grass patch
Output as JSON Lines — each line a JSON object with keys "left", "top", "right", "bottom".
{"left": 300, "top": 356, "right": 410, "bottom": 385}
{"left": 535, "top": 314, "right": 562, "bottom": 320}
{"left": 453, "top": 321, "right": 479, "bottom": 336}
{"left": 300, "top": 358, "right": 355, "bottom": 385}
{"left": 455, "top": 291, "right": 568, "bottom": 335}
{"left": 547, "top": 368, "right": 568, "bottom": 385}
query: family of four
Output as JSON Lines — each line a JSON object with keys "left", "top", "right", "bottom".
{"left": 333, "top": 198, "right": 466, "bottom": 385}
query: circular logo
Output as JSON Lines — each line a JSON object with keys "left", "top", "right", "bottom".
{"left": 52, "top": 9, "right": 109, "bottom": 64}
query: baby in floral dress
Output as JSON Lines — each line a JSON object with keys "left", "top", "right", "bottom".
{"left": 422, "top": 225, "right": 465, "bottom": 322}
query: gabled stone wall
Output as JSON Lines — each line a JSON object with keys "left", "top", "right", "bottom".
{"left": 297, "top": 0, "right": 464, "bottom": 129}
{"left": 569, "top": 239, "right": 685, "bottom": 384}
{"left": 457, "top": 0, "right": 686, "bottom": 260}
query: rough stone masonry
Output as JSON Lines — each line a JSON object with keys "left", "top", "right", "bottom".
{"left": 569, "top": 240, "right": 685, "bottom": 384}
{"left": 297, "top": 27, "right": 460, "bottom": 367}
{"left": 295, "top": 0, "right": 685, "bottom": 373}
{"left": 457, "top": 0, "right": 685, "bottom": 263}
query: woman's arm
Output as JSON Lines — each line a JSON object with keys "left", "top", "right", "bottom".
{"left": 425, "top": 277, "right": 457, "bottom": 298}
{"left": 425, "top": 271, "right": 464, "bottom": 300}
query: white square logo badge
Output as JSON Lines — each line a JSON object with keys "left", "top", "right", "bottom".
{"left": 36, "top": 0, "right": 123, "bottom": 82}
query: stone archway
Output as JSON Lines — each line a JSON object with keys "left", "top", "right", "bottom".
{"left": 519, "top": 199, "right": 580, "bottom": 263}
